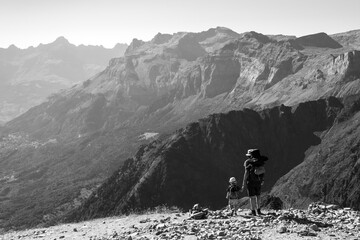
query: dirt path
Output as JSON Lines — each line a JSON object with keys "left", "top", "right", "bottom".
{"left": 1, "top": 206, "right": 359, "bottom": 240}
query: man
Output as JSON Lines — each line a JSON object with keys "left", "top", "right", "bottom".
{"left": 241, "top": 149, "right": 267, "bottom": 216}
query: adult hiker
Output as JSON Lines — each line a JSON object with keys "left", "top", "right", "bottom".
{"left": 226, "top": 177, "right": 241, "bottom": 216}
{"left": 241, "top": 149, "right": 268, "bottom": 216}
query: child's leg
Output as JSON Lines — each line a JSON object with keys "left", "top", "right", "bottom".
{"left": 234, "top": 199, "right": 239, "bottom": 215}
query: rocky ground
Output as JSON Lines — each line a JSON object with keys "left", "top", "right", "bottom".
{"left": 1, "top": 202, "right": 359, "bottom": 240}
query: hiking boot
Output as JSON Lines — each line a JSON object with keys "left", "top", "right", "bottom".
{"left": 249, "top": 210, "right": 257, "bottom": 216}
{"left": 257, "top": 208, "right": 264, "bottom": 215}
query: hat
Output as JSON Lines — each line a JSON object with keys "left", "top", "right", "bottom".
{"left": 229, "top": 177, "right": 237, "bottom": 183}
{"left": 246, "top": 149, "right": 260, "bottom": 157}
{"left": 193, "top": 203, "right": 200, "bottom": 210}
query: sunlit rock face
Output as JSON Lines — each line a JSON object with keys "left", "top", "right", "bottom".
{"left": 0, "top": 38, "right": 128, "bottom": 124}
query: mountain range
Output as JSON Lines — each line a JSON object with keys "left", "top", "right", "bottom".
{"left": 0, "top": 27, "right": 360, "bottom": 230}
{"left": 0, "top": 38, "right": 128, "bottom": 124}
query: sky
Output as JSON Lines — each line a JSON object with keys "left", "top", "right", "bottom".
{"left": 1, "top": 0, "right": 360, "bottom": 49}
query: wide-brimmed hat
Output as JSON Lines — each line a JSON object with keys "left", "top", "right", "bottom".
{"left": 246, "top": 149, "right": 260, "bottom": 157}
{"left": 229, "top": 177, "right": 237, "bottom": 183}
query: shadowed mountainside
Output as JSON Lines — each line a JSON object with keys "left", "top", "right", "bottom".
{"left": 271, "top": 95, "right": 360, "bottom": 210}
{"left": 292, "top": 32, "right": 343, "bottom": 49}
{"left": 67, "top": 96, "right": 349, "bottom": 222}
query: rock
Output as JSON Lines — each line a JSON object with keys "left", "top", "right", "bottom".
{"left": 326, "top": 204, "right": 340, "bottom": 210}
{"left": 183, "top": 236, "right": 197, "bottom": 240}
{"left": 278, "top": 226, "right": 287, "bottom": 233}
{"left": 140, "top": 218, "right": 150, "bottom": 223}
{"left": 310, "top": 224, "right": 320, "bottom": 231}
{"left": 261, "top": 195, "right": 283, "bottom": 210}
{"left": 298, "top": 230, "right": 317, "bottom": 237}
{"left": 160, "top": 217, "right": 171, "bottom": 223}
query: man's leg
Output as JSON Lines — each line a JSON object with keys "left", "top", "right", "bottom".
{"left": 256, "top": 194, "right": 264, "bottom": 215}
{"left": 256, "top": 195, "right": 261, "bottom": 209}
{"left": 249, "top": 196, "right": 257, "bottom": 215}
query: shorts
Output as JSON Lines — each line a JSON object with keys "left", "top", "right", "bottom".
{"left": 247, "top": 182, "right": 261, "bottom": 197}
{"left": 228, "top": 198, "right": 240, "bottom": 209}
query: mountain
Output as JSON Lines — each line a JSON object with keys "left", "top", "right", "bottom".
{"left": 271, "top": 95, "right": 360, "bottom": 210}
{"left": 0, "top": 38, "right": 128, "bottom": 124}
{"left": 66, "top": 96, "right": 346, "bottom": 221}
{"left": 332, "top": 29, "right": 360, "bottom": 50}
{"left": 1, "top": 28, "right": 360, "bottom": 229}
{"left": 291, "top": 32, "right": 343, "bottom": 49}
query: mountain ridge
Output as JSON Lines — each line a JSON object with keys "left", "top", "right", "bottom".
{"left": 0, "top": 37, "right": 128, "bottom": 124}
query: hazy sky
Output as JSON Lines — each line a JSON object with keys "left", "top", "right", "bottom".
{"left": 1, "top": 0, "right": 360, "bottom": 48}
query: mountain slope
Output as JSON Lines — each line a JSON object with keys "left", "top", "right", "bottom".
{"left": 67, "top": 97, "right": 345, "bottom": 221}
{"left": 0, "top": 38, "right": 128, "bottom": 124}
{"left": 332, "top": 29, "right": 360, "bottom": 50}
{"left": 271, "top": 95, "right": 360, "bottom": 210}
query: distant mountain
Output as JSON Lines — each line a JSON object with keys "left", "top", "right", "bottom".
{"left": 332, "top": 29, "right": 360, "bottom": 50}
{"left": 0, "top": 37, "right": 128, "bottom": 124}
{"left": 1, "top": 27, "right": 360, "bottom": 229}
{"left": 292, "top": 32, "right": 343, "bottom": 49}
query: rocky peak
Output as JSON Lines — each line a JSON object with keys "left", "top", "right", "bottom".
{"left": 125, "top": 38, "right": 146, "bottom": 55}
{"left": 293, "top": 32, "right": 343, "bottom": 49}
{"left": 151, "top": 32, "right": 173, "bottom": 45}
{"left": 53, "top": 36, "right": 70, "bottom": 45}
{"left": 243, "top": 31, "right": 272, "bottom": 44}
{"left": 7, "top": 44, "right": 20, "bottom": 50}
{"left": 192, "top": 26, "right": 240, "bottom": 42}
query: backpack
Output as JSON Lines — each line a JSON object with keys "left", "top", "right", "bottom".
{"left": 246, "top": 156, "right": 268, "bottom": 182}
{"left": 254, "top": 165, "right": 265, "bottom": 175}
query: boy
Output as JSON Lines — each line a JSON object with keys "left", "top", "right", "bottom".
{"left": 226, "top": 177, "right": 241, "bottom": 216}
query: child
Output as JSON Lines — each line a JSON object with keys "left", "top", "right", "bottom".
{"left": 226, "top": 177, "right": 241, "bottom": 216}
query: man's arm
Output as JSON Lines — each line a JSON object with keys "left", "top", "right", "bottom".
{"left": 241, "top": 169, "right": 248, "bottom": 192}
